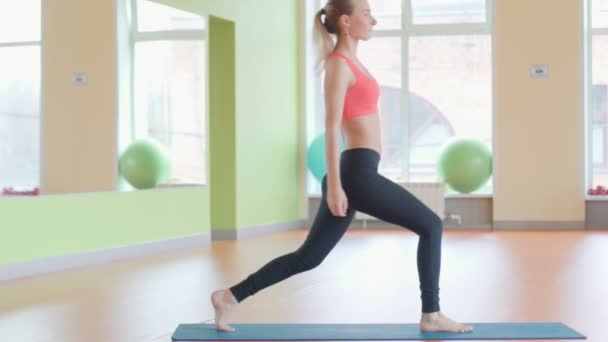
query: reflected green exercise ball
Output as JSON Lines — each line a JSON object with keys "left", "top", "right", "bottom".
{"left": 118, "top": 139, "right": 172, "bottom": 189}
{"left": 437, "top": 138, "right": 492, "bottom": 194}
{"left": 307, "top": 133, "right": 345, "bottom": 183}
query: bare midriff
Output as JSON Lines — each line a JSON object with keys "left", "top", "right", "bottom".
{"left": 341, "top": 112, "right": 382, "bottom": 155}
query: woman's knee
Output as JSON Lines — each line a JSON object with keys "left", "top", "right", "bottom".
{"left": 419, "top": 213, "right": 443, "bottom": 238}
{"left": 291, "top": 250, "right": 324, "bottom": 272}
{"left": 430, "top": 213, "right": 444, "bottom": 234}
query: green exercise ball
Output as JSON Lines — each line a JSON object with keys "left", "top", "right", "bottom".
{"left": 437, "top": 137, "right": 492, "bottom": 194}
{"left": 307, "top": 133, "right": 345, "bottom": 183}
{"left": 118, "top": 139, "right": 172, "bottom": 189}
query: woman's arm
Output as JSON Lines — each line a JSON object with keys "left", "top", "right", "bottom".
{"left": 323, "top": 57, "right": 353, "bottom": 216}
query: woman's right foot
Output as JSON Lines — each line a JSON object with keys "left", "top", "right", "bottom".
{"left": 420, "top": 311, "right": 473, "bottom": 333}
{"left": 211, "top": 289, "right": 238, "bottom": 332}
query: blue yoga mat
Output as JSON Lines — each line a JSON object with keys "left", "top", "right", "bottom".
{"left": 172, "top": 322, "right": 586, "bottom": 341}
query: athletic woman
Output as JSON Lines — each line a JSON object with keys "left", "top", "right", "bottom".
{"left": 211, "top": 0, "right": 473, "bottom": 334}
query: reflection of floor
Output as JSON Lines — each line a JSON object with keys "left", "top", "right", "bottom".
{"left": 0, "top": 229, "right": 605, "bottom": 342}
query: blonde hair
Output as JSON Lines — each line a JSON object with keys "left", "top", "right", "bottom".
{"left": 313, "top": 0, "right": 355, "bottom": 73}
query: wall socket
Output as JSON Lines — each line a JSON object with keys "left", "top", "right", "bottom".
{"left": 72, "top": 72, "right": 88, "bottom": 86}
{"left": 445, "top": 213, "right": 462, "bottom": 225}
{"left": 530, "top": 64, "right": 549, "bottom": 79}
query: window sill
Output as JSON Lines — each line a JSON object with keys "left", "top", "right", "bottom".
{"left": 586, "top": 196, "right": 608, "bottom": 201}
{"left": 445, "top": 193, "right": 493, "bottom": 199}
{"left": 307, "top": 193, "right": 493, "bottom": 199}
{"left": 0, "top": 194, "right": 40, "bottom": 200}
{"left": 156, "top": 181, "right": 206, "bottom": 189}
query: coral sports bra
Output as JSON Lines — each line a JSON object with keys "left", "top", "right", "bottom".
{"left": 327, "top": 51, "right": 380, "bottom": 119}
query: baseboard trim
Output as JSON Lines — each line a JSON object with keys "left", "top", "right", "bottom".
{"left": 350, "top": 219, "right": 589, "bottom": 231}
{"left": 585, "top": 224, "right": 608, "bottom": 230}
{"left": 586, "top": 224, "right": 608, "bottom": 230}
{"left": 212, "top": 219, "right": 306, "bottom": 241}
{"left": 349, "top": 219, "right": 492, "bottom": 230}
{"left": 493, "top": 221, "right": 586, "bottom": 230}
{"left": 0, "top": 232, "right": 212, "bottom": 282}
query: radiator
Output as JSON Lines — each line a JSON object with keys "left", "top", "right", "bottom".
{"left": 354, "top": 181, "right": 445, "bottom": 221}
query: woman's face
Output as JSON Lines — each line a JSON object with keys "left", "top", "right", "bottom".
{"left": 345, "top": 0, "right": 377, "bottom": 41}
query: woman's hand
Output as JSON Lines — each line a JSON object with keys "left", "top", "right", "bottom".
{"left": 327, "top": 185, "right": 348, "bottom": 217}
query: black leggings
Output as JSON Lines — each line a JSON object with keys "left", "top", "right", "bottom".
{"left": 230, "top": 148, "right": 442, "bottom": 313}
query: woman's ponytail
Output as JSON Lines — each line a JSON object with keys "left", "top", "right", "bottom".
{"left": 312, "top": 8, "right": 335, "bottom": 74}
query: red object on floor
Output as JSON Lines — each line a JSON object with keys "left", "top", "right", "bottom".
{"left": 588, "top": 185, "right": 608, "bottom": 196}
{"left": 2, "top": 187, "right": 39, "bottom": 196}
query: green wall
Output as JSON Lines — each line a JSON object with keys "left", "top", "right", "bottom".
{"left": 1, "top": 189, "right": 209, "bottom": 264}
{"left": 233, "top": 1, "right": 301, "bottom": 227}
{"left": 169, "top": 0, "right": 302, "bottom": 228}
{"left": 0, "top": 0, "right": 301, "bottom": 266}
{"left": 209, "top": 16, "right": 236, "bottom": 231}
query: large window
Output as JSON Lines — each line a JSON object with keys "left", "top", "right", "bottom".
{"left": 130, "top": 0, "right": 207, "bottom": 184}
{"left": 307, "top": 0, "right": 493, "bottom": 195}
{"left": 0, "top": 1, "right": 41, "bottom": 194}
{"left": 587, "top": 0, "right": 608, "bottom": 193}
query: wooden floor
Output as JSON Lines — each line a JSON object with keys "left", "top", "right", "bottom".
{"left": 0, "top": 228, "right": 606, "bottom": 342}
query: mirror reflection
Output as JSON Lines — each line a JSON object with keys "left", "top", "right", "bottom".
{"left": 0, "top": 0, "right": 208, "bottom": 198}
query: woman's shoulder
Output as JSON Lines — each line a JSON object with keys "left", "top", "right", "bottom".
{"left": 325, "top": 53, "right": 354, "bottom": 78}
{"left": 326, "top": 51, "right": 352, "bottom": 64}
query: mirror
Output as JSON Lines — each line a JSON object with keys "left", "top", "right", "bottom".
{"left": 1, "top": 0, "right": 209, "bottom": 198}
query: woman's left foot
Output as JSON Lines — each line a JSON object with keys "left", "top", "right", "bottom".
{"left": 211, "top": 289, "right": 237, "bottom": 332}
{"left": 420, "top": 311, "right": 473, "bottom": 333}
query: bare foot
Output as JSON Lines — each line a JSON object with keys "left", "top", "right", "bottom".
{"left": 211, "top": 289, "right": 238, "bottom": 332}
{"left": 420, "top": 311, "right": 473, "bottom": 333}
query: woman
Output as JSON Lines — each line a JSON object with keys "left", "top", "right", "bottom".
{"left": 211, "top": 0, "right": 473, "bottom": 334}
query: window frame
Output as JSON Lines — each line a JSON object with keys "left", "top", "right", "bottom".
{"left": 0, "top": 3, "right": 41, "bottom": 193}
{"left": 305, "top": 0, "right": 495, "bottom": 196}
{"left": 128, "top": 0, "right": 208, "bottom": 184}
{"left": 585, "top": 0, "right": 608, "bottom": 196}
